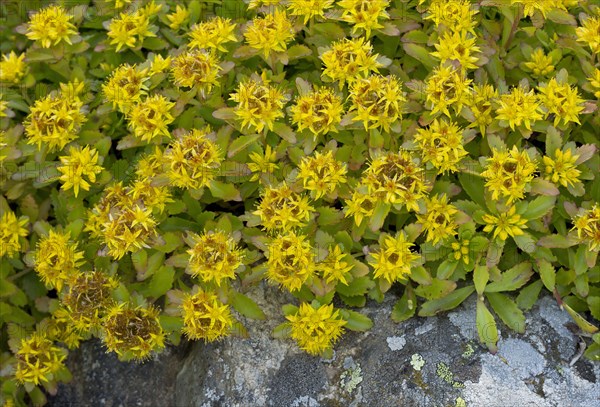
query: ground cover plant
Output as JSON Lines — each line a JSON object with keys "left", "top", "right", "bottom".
{"left": 0, "top": 0, "right": 599, "bottom": 404}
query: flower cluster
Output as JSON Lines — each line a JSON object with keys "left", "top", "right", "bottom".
{"left": 127, "top": 94, "right": 174, "bottom": 143}
{"left": 288, "top": 0, "right": 334, "bottom": 24}
{"left": 230, "top": 74, "right": 287, "bottom": 133}
{"left": 181, "top": 290, "right": 234, "bottom": 342}
{"left": 416, "top": 195, "right": 458, "bottom": 245}
{"left": 0, "top": 52, "right": 26, "bottom": 83}
{"left": 34, "top": 230, "right": 85, "bottom": 292}
{"left": 244, "top": 10, "right": 295, "bottom": 58}
{"left": 495, "top": 86, "right": 543, "bottom": 130}
{"left": 290, "top": 87, "right": 344, "bottom": 137}
{"left": 267, "top": 231, "right": 316, "bottom": 292}
{"left": 368, "top": 232, "right": 420, "bottom": 284}
{"left": 254, "top": 183, "right": 314, "bottom": 231}
{"left": 482, "top": 206, "right": 528, "bottom": 241}
{"left": 102, "top": 304, "right": 165, "bottom": 361}
{"left": 171, "top": 50, "right": 222, "bottom": 96}
{"left": 414, "top": 118, "right": 467, "bottom": 173}
{"left": 538, "top": 78, "right": 584, "bottom": 127}
{"left": 15, "top": 333, "right": 67, "bottom": 386}
{"left": 286, "top": 303, "right": 347, "bottom": 355}
{"left": 164, "top": 127, "right": 222, "bottom": 190}
{"left": 188, "top": 16, "right": 237, "bottom": 52}
{"left": 26, "top": 5, "right": 77, "bottom": 48}
{"left": 57, "top": 146, "right": 103, "bottom": 197}
{"left": 107, "top": 4, "right": 158, "bottom": 52}
{"left": 187, "top": 231, "right": 243, "bottom": 287}
{"left": 102, "top": 64, "right": 150, "bottom": 113}
{"left": 572, "top": 205, "right": 600, "bottom": 252}
{"left": 338, "top": 0, "right": 390, "bottom": 38}
{"left": 349, "top": 75, "right": 405, "bottom": 132}
{"left": 0, "top": 210, "right": 29, "bottom": 258}
{"left": 481, "top": 146, "right": 537, "bottom": 203}
{"left": 543, "top": 148, "right": 581, "bottom": 188}
{"left": 24, "top": 86, "right": 87, "bottom": 152}
{"left": 297, "top": 150, "right": 347, "bottom": 199}
{"left": 321, "top": 38, "right": 381, "bottom": 86}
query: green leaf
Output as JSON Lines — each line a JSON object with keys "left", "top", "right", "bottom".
{"left": 516, "top": 280, "right": 543, "bottom": 311}
{"left": 272, "top": 322, "right": 291, "bottom": 339}
{"left": 418, "top": 286, "right": 475, "bottom": 317}
{"left": 537, "top": 234, "right": 577, "bottom": 248}
{"left": 369, "top": 202, "right": 391, "bottom": 231}
{"left": 522, "top": 196, "right": 556, "bottom": 220}
{"left": 228, "top": 134, "right": 261, "bottom": 158}
{"left": 403, "top": 43, "right": 436, "bottom": 69}
{"left": 340, "top": 310, "right": 373, "bottom": 332}
{"left": 513, "top": 232, "right": 537, "bottom": 254}
{"left": 476, "top": 299, "right": 498, "bottom": 353}
{"left": 563, "top": 302, "right": 598, "bottom": 334}
{"left": 458, "top": 173, "right": 488, "bottom": 210}
{"left": 208, "top": 180, "right": 242, "bottom": 201}
{"left": 336, "top": 276, "right": 374, "bottom": 297}
{"left": 536, "top": 259, "right": 555, "bottom": 291}
{"left": 230, "top": 292, "right": 266, "bottom": 320}
{"left": 391, "top": 285, "right": 416, "bottom": 323}
{"left": 437, "top": 260, "right": 458, "bottom": 280}
{"left": 486, "top": 292, "right": 525, "bottom": 333}
{"left": 588, "top": 296, "right": 600, "bottom": 320}
{"left": 584, "top": 343, "right": 600, "bottom": 361}
{"left": 410, "top": 266, "right": 433, "bottom": 286}
{"left": 485, "top": 262, "right": 533, "bottom": 292}
{"left": 142, "top": 266, "right": 174, "bottom": 298}
{"left": 414, "top": 278, "right": 456, "bottom": 300}
{"left": 474, "top": 265, "right": 489, "bottom": 295}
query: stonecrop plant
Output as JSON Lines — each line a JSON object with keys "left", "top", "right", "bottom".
{"left": 0, "top": 0, "right": 599, "bottom": 405}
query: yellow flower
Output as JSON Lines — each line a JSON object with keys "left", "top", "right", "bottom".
{"left": 481, "top": 146, "right": 537, "bottom": 203}
{"left": 244, "top": 10, "right": 295, "bottom": 58}
{"left": 571, "top": 205, "right": 600, "bottom": 252}
{"left": 24, "top": 91, "right": 87, "bottom": 152}
{"left": 149, "top": 54, "right": 172, "bottom": 75}
{"left": 102, "top": 64, "right": 150, "bottom": 113}
{"left": 431, "top": 31, "right": 480, "bottom": 71}
{"left": 26, "top": 5, "right": 77, "bottom": 48}
{"left": 46, "top": 308, "right": 86, "bottom": 349}
{"left": 247, "top": 145, "right": 279, "bottom": 182}
{"left": 543, "top": 148, "right": 581, "bottom": 188}
{"left": 248, "top": 0, "right": 281, "bottom": 9}
{"left": 349, "top": 74, "right": 405, "bottom": 132}
{"left": 127, "top": 94, "right": 175, "bottom": 143}
{"left": 288, "top": 0, "right": 334, "bottom": 24}
{"left": 589, "top": 68, "right": 600, "bottom": 99}
{"left": 229, "top": 75, "right": 287, "bottom": 133}
{"left": 576, "top": 15, "right": 600, "bottom": 55}
{"left": 424, "top": 0, "right": 478, "bottom": 35}
{"left": 523, "top": 48, "right": 555, "bottom": 78}
{"left": 416, "top": 194, "right": 458, "bottom": 245}
{"left": 171, "top": 50, "right": 221, "bottom": 96}
{"left": 187, "top": 231, "right": 243, "bottom": 287}
{"left": 482, "top": 206, "right": 528, "bottom": 241}
{"left": 286, "top": 303, "right": 347, "bottom": 355}
{"left": 297, "top": 150, "right": 347, "bottom": 199}
{"left": 15, "top": 333, "right": 67, "bottom": 386}
{"left": 85, "top": 182, "right": 158, "bottom": 259}
{"left": 181, "top": 290, "right": 234, "bottom": 342}
{"left": 166, "top": 5, "right": 189, "bottom": 30}
{"left": 369, "top": 232, "right": 420, "bottom": 284}
{"left": 338, "top": 0, "right": 390, "bottom": 38}
{"left": 451, "top": 239, "right": 471, "bottom": 265}
{"left": 414, "top": 118, "right": 467, "bottom": 174}
{"left": 0, "top": 210, "right": 29, "bottom": 258}
{"left": 34, "top": 230, "right": 85, "bottom": 292}
{"left": 344, "top": 187, "right": 377, "bottom": 226}
{"left": 0, "top": 52, "right": 26, "bottom": 83}
{"left": 254, "top": 183, "right": 315, "bottom": 231}
{"left": 317, "top": 245, "right": 353, "bottom": 285}
{"left": 0, "top": 95, "right": 7, "bottom": 118}
{"left": 466, "top": 83, "right": 498, "bottom": 136}
{"left": 290, "top": 87, "right": 344, "bottom": 137}
{"left": 128, "top": 177, "right": 173, "bottom": 214}
{"left": 57, "top": 145, "right": 103, "bottom": 197}
{"left": 62, "top": 270, "right": 119, "bottom": 331}
{"left": 495, "top": 87, "right": 543, "bottom": 131}
{"left": 538, "top": 78, "right": 584, "bottom": 127}
{"left": 164, "top": 127, "right": 222, "bottom": 190}
{"left": 267, "top": 231, "right": 316, "bottom": 292}
{"left": 107, "top": 9, "right": 156, "bottom": 52}
{"left": 321, "top": 38, "right": 382, "bottom": 87}
{"left": 188, "top": 16, "right": 237, "bottom": 52}
{"left": 511, "top": 0, "right": 561, "bottom": 18}
{"left": 102, "top": 303, "right": 165, "bottom": 361}
{"left": 135, "top": 147, "right": 165, "bottom": 179}
{"left": 425, "top": 65, "right": 472, "bottom": 117}
{"left": 362, "top": 150, "right": 428, "bottom": 211}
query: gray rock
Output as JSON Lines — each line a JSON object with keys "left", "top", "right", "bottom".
{"left": 49, "top": 284, "right": 600, "bottom": 407}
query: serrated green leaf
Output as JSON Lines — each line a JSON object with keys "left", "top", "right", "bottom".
{"left": 536, "top": 259, "right": 555, "bottom": 291}
{"left": 476, "top": 299, "right": 498, "bottom": 353}
{"left": 516, "top": 280, "right": 543, "bottom": 311}
{"left": 414, "top": 278, "right": 456, "bottom": 300}
{"left": 340, "top": 309, "right": 373, "bottom": 332}
{"left": 418, "top": 286, "right": 475, "bottom": 317}
{"left": 230, "top": 292, "right": 266, "bottom": 320}
{"left": 522, "top": 196, "right": 556, "bottom": 220}
{"left": 486, "top": 292, "right": 525, "bottom": 333}
{"left": 485, "top": 262, "right": 533, "bottom": 292}
{"left": 474, "top": 265, "right": 489, "bottom": 295}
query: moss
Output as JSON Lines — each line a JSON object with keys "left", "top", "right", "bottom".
{"left": 339, "top": 364, "right": 363, "bottom": 394}
{"left": 436, "top": 362, "right": 464, "bottom": 389}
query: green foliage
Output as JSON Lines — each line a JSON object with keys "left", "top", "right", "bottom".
{"left": 1, "top": 0, "right": 600, "bottom": 404}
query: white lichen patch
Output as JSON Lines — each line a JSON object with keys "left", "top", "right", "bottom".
{"left": 410, "top": 354, "right": 425, "bottom": 371}
{"left": 340, "top": 364, "right": 363, "bottom": 394}
{"left": 291, "top": 396, "right": 319, "bottom": 407}
{"left": 387, "top": 335, "right": 406, "bottom": 351}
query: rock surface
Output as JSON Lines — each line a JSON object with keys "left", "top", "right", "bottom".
{"left": 49, "top": 285, "right": 600, "bottom": 407}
